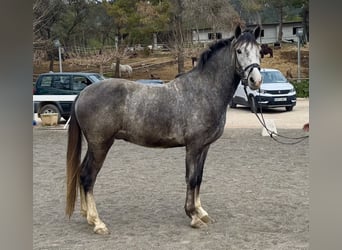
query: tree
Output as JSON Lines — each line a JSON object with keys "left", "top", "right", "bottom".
{"left": 168, "top": 0, "right": 186, "bottom": 73}
{"left": 33, "top": 0, "right": 67, "bottom": 70}
{"left": 261, "top": 0, "right": 307, "bottom": 42}
{"left": 104, "top": 0, "right": 138, "bottom": 47}
{"left": 300, "top": 0, "right": 309, "bottom": 42}
{"left": 231, "top": 0, "right": 262, "bottom": 25}
{"left": 135, "top": 0, "right": 170, "bottom": 46}
{"left": 33, "top": 0, "right": 65, "bottom": 45}
{"left": 168, "top": 0, "right": 240, "bottom": 74}
{"left": 183, "top": 0, "right": 241, "bottom": 40}
{"left": 52, "top": 0, "right": 91, "bottom": 47}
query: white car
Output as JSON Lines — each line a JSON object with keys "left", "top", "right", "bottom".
{"left": 230, "top": 68, "right": 296, "bottom": 112}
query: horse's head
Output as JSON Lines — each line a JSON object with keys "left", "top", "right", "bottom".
{"left": 233, "top": 25, "right": 262, "bottom": 90}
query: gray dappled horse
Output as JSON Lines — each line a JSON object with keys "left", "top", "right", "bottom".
{"left": 66, "top": 25, "right": 262, "bottom": 234}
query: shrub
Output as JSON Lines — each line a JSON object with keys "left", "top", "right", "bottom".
{"left": 291, "top": 79, "right": 309, "bottom": 98}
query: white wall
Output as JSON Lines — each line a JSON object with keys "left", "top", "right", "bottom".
{"left": 192, "top": 22, "right": 302, "bottom": 45}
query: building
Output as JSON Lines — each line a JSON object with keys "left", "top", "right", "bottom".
{"left": 192, "top": 21, "right": 303, "bottom": 45}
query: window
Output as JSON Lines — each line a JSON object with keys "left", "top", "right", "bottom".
{"left": 208, "top": 32, "right": 222, "bottom": 40}
{"left": 261, "top": 29, "right": 264, "bottom": 37}
{"left": 293, "top": 27, "right": 302, "bottom": 35}
{"left": 52, "top": 75, "right": 71, "bottom": 90}
{"left": 40, "top": 76, "right": 53, "bottom": 87}
{"left": 72, "top": 76, "right": 89, "bottom": 91}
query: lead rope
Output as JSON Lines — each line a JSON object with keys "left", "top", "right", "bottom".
{"left": 243, "top": 86, "right": 309, "bottom": 145}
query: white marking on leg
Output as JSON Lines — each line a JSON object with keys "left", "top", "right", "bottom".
{"left": 195, "top": 188, "right": 211, "bottom": 223}
{"left": 80, "top": 187, "right": 87, "bottom": 217}
{"left": 86, "top": 193, "right": 110, "bottom": 234}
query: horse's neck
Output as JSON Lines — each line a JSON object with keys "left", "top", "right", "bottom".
{"left": 197, "top": 54, "right": 239, "bottom": 105}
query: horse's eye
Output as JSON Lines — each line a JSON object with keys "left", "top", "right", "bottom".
{"left": 237, "top": 49, "right": 242, "bottom": 54}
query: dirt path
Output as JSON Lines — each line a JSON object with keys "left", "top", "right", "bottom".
{"left": 33, "top": 113, "right": 309, "bottom": 249}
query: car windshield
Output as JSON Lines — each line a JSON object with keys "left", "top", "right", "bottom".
{"left": 261, "top": 71, "right": 287, "bottom": 84}
{"left": 89, "top": 74, "right": 105, "bottom": 82}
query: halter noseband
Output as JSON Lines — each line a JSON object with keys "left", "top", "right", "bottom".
{"left": 240, "top": 63, "right": 261, "bottom": 85}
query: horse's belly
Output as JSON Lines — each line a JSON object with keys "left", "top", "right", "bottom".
{"left": 115, "top": 129, "right": 184, "bottom": 148}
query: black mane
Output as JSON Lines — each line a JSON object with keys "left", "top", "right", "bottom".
{"left": 196, "top": 28, "right": 259, "bottom": 72}
{"left": 196, "top": 38, "right": 233, "bottom": 71}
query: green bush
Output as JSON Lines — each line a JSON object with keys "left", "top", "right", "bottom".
{"left": 291, "top": 79, "right": 309, "bottom": 98}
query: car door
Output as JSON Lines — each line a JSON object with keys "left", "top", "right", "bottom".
{"left": 51, "top": 75, "right": 75, "bottom": 113}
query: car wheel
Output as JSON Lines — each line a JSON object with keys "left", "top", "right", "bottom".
{"left": 39, "top": 104, "right": 61, "bottom": 122}
{"left": 249, "top": 95, "right": 258, "bottom": 113}
{"left": 285, "top": 106, "right": 293, "bottom": 111}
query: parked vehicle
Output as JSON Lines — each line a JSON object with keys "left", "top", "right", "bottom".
{"left": 33, "top": 72, "right": 105, "bottom": 121}
{"left": 230, "top": 68, "right": 296, "bottom": 112}
{"left": 135, "top": 79, "right": 164, "bottom": 85}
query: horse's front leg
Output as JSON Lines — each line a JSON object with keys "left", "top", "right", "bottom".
{"left": 184, "top": 145, "right": 211, "bottom": 228}
{"left": 185, "top": 184, "right": 206, "bottom": 228}
{"left": 194, "top": 145, "right": 214, "bottom": 224}
{"left": 194, "top": 186, "right": 213, "bottom": 224}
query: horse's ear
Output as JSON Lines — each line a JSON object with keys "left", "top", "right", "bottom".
{"left": 254, "top": 25, "right": 261, "bottom": 40}
{"left": 235, "top": 26, "right": 242, "bottom": 39}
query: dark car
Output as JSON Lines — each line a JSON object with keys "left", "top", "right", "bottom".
{"left": 33, "top": 72, "right": 105, "bottom": 121}
{"left": 230, "top": 68, "right": 296, "bottom": 112}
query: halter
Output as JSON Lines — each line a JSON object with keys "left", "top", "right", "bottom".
{"left": 239, "top": 63, "right": 261, "bottom": 86}
{"left": 232, "top": 40, "right": 261, "bottom": 86}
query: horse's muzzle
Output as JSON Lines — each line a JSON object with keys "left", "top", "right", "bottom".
{"left": 248, "top": 76, "right": 262, "bottom": 90}
{"left": 247, "top": 67, "right": 262, "bottom": 90}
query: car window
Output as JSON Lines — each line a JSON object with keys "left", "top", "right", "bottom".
{"left": 52, "top": 75, "right": 71, "bottom": 90}
{"left": 72, "top": 76, "right": 91, "bottom": 91}
{"left": 262, "top": 71, "right": 287, "bottom": 83}
{"left": 89, "top": 74, "right": 105, "bottom": 82}
{"left": 40, "top": 76, "right": 53, "bottom": 87}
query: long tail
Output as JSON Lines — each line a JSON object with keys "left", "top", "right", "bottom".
{"left": 66, "top": 96, "right": 82, "bottom": 218}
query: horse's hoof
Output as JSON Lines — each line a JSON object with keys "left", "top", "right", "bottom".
{"left": 190, "top": 216, "right": 207, "bottom": 228}
{"left": 200, "top": 215, "right": 215, "bottom": 224}
{"left": 94, "top": 226, "right": 110, "bottom": 235}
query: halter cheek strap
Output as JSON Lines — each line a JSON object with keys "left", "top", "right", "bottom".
{"left": 241, "top": 63, "right": 260, "bottom": 86}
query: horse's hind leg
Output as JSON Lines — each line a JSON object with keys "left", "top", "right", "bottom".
{"left": 80, "top": 185, "right": 87, "bottom": 217}
{"left": 80, "top": 139, "right": 114, "bottom": 234}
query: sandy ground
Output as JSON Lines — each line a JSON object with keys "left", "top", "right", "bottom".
{"left": 33, "top": 98, "right": 309, "bottom": 130}
{"left": 226, "top": 98, "right": 309, "bottom": 129}
{"left": 33, "top": 100, "right": 309, "bottom": 249}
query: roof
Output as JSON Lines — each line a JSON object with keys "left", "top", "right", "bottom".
{"left": 39, "top": 72, "right": 101, "bottom": 76}
{"left": 260, "top": 68, "right": 279, "bottom": 72}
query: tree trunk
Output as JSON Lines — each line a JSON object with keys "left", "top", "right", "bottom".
{"left": 178, "top": 50, "right": 185, "bottom": 74}
{"left": 277, "top": 6, "right": 283, "bottom": 42}
{"left": 174, "top": 0, "right": 185, "bottom": 74}
{"left": 114, "top": 57, "right": 120, "bottom": 78}
{"left": 49, "top": 59, "right": 54, "bottom": 72}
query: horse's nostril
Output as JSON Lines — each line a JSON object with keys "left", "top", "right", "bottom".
{"left": 250, "top": 77, "right": 255, "bottom": 83}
